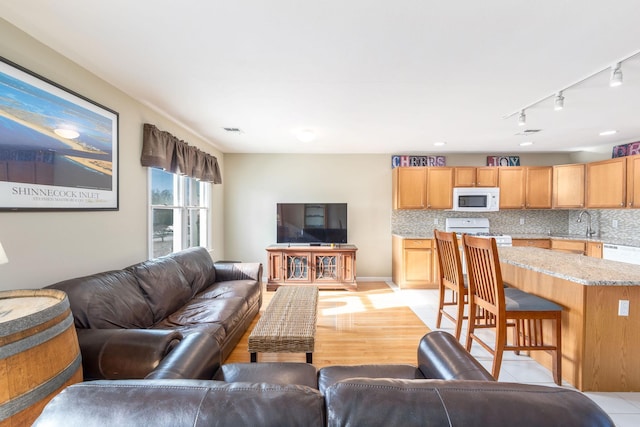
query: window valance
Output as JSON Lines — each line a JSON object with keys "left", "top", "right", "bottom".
{"left": 141, "top": 123, "right": 222, "bottom": 184}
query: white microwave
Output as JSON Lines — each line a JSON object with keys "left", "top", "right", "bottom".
{"left": 452, "top": 187, "right": 500, "bottom": 212}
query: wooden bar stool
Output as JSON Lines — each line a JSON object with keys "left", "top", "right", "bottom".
{"left": 433, "top": 230, "right": 467, "bottom": 340}
{"left": 462, "top": 234, "right": 563, "bottom": 385}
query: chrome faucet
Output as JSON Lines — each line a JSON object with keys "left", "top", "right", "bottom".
{"left": 577, "top": 210, "right": 596, "bottom": 237}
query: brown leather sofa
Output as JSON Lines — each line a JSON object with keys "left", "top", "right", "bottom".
{"left": 47, "top": 247, "right": 262, "bottom": 380}
{"left": 34, "top": 331, "right": 614, "bottom": 426}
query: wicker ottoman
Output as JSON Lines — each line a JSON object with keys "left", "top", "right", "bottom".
{"left": 248, "top": 286, "right": 319, "bottom": 363}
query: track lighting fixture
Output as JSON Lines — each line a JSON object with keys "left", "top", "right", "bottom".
{"left": 554, "top": 92, "right": 564, "bottom": 110}
{"left": 610, "top": 63, "right": 623, "bottom": 87}
{"left": 503, "top": 49, "right": 639, "bottom": 122}
{"left": 518, "top": 110, "right": 526, "bottom": 126}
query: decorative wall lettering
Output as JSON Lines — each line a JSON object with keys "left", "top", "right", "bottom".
{"left": 391, "top": 155, "right": 446, "bottom": 168}
{"left": 486, "top": 156, "right": 520, "bottom": 166}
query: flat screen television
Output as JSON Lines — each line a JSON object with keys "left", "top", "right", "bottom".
{"left": 277, "top": 203, "right": 347, "bottom": 244}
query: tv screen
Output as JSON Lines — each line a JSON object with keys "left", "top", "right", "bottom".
{"left": 277, "top": 203, "right": 347, "bottom": 244}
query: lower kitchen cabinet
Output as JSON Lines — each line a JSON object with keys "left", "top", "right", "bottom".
{"left": 392, "top": 235, "right": 438, "bottom": 288}
{"left": 551, "top": 239, "right": 587, "bottom": 255}
{"left": 512, "top": 238, "right": 551, "bottom": 249}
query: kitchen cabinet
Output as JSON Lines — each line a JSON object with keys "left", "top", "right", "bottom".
{"left": 512, "top": 238, "right": 551, "bottom": 249}
{"left": 525, "top": 166, "right": 552, "bottom": 209}
{"left": 551, "top": 239, "right": 586, "bottom": 255}
{"left": 499, "top": 167, "right": 550, "bottom": 209}
{"left": 586, "top": 241, "right": 603, "bottom": 258}
{"left": 425, "top": 167, "right": 454, "bottom": 209}
{"left": 627, "top": 154, "right": 640, "bottom": 208}
{"left": 586, "top": 158, "right": 626, "bottom": 208}
{"left": 453, "top": 167, "right": 476, "bottom": 187}
{"left": 392, "top": 236, "right": 437, "bottom": 288}
{"left": 392, "top": 167, "right": 453, "bottom": 210}
{"left": 266, "top": 245, "right": 357, "bottom": 291}
{"left": 453, "top": 167, "right": 498, "bottom": 187}
{"left": 393, "top": 167, "right": 427, "bottom": 209}
{"left": 498, "top": 167, "right": 526, "bottom": 209}
{"left": 553, "top": 163, "right": 585, "bottom": 209}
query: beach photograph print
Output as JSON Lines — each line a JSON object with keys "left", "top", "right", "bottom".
{"left": 0, "top": 57, "right": 118, "bottom": 210}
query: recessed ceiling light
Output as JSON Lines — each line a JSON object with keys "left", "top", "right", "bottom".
{"left": 54, "top": 128, "right": 80, "bottom": 139}
{"left": 599, "top": 130, "right": 617, "bottom": 136}
{"left": 433, "top": 141, "right": 446, "bottom": 146}
{"left": 519, "top": 141, "right": 534, "bottom": 146}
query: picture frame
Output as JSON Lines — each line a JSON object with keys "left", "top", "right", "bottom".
{"left": 0, "top": 56, "right": 119, "bottom": 211}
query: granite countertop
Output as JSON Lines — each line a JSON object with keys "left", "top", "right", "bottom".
{"left": 498, "top": 246, "right": 640, "bottom": 286}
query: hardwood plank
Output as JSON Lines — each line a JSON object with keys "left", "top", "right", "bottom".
{"left": 226, "top": 282, "right": 429, "bottom": 367}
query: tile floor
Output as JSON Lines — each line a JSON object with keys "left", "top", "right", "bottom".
{"left": 389, "top": 283, "right": 640, "bottom": 427}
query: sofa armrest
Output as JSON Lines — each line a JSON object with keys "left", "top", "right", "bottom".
{"left": 417, "top": 331, "right": 494, "bottom": 381}
{"left": 213, "top": 262, "right": 263, "bottom": 283}
{"left": 145, "top": 332, "right": 220, "bottom": 380}
{"left": 78, "top": 329, "right": 220, "bottom": 380}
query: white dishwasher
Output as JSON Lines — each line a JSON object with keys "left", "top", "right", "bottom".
{"left": 602, "top": 244, "right": 640, "bottom": 266}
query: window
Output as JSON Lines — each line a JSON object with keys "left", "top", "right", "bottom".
{"left": 149, "top": 168, "right": 210, "bottom": 258}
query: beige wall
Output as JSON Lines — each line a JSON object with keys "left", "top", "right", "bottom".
{"left": 223, "top": 154, "right": 393, "bottom": 278}
{"left": 0, "top": 19, "right": 225, "bottom": 290}
{"left": 222, "top": 152, "right": 588, "bottom": 279}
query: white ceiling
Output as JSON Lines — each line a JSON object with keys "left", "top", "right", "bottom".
{"left": 2, "top": 0, "right": 640, "bottom": 154}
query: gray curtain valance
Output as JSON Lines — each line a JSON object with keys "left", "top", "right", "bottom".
{"left": 141, "top": 123, "right": 222, "bottom": 184}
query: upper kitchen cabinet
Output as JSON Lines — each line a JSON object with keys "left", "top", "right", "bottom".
{"left": 627, "top": 154, "right": 640, "bottom": 208}
{"left": 393, "top": 167, "right": 453, "bottom": 210}
{"left": 586, "top": 158, "right": 626, "bottom": 208}
{"left": 553, "top": 163, "right": 585, "bottom": 209}
{"left": 425, "top": 167, "right": 454, "bottom": 209}
{"left": 453, "top": 167, "right": 498, "bottom": 187}
{"left": 499, "top": 166, "right": 551, "bottom": 209}
{"left": 525, "top": 166, "right": 552, "bottom": 209}
{"left": 393, "top": 167, "right": 426, "bottom": 209}
{"left": 498, "top": 167, "right": 526, "bottom": 209}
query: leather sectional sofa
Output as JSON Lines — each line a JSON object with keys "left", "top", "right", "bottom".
{"left": 34, "top": 331, "right": 614, "bottom": 427}
{"left": 47, "top": 247, "right": 262, "bottom": 380}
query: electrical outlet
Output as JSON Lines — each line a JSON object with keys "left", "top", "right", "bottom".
{"left": 618, "top": 300, "right": 629, "bottom": 316}
{"left": 612, "top": 219, "right": 618, "bottom": 228}
{"left": 434, "top": 218, "right": 438, "bottom": 225}
{"left": 519, "top": 218, "right": 525, "bottom": 225}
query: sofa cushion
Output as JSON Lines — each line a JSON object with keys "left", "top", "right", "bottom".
{"left": 196, "top": 280, "right": 261, "bottom": 309}
{"left": 318, "top": 364, "right": 423, "bottom": 394}
{"left": 168, "top": 247, "right": 217, "bottom": 296}
{"left": 163, "top": 297, "right": 248, "bottom": 335}
{"left": 47, "top": 270, "right": 154, "bottom": 329}
{"left": 128, "top": 257, "right": 192, "bottom": 323}
{"left": 215, "top": 362, "right": 318, "bottom": 389}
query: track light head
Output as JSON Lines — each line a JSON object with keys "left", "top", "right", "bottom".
{"left": 610, "top": 63, "right": 623, "bottom": 87}
{"left": 518, "top": 110, "right": 526, "bottom": 126}
{"left": 554, "top": 91, "right": 565, "bottom": 110}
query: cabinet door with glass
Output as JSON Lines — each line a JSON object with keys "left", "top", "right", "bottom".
{"left": 313, "top": 253, "right": 340, "bottom": 282}
{"left": 284, "top": 252, "right": 312, "bottom": 283}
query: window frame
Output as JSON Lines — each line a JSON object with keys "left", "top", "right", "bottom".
{"left": 148, "top": 168, "right": 210, "bottom": 258}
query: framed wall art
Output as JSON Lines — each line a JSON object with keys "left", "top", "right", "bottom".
{"left": 0, "top": 56, "right": 118, "bottom": 211}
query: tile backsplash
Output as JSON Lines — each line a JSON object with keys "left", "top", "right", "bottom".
{"left": 392, "top": 209, "right": 640, "bottom": 242}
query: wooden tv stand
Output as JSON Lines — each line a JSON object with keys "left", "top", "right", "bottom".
{"left": 266, "top": 244, "right": 357, "bottom": 291}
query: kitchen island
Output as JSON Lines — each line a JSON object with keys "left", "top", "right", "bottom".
{"left": 498, "top": 246, "right": 640, "bottom": 392}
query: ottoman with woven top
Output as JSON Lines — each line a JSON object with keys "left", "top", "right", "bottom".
{"left": 248, "top": 286, "right": 318, "bottom": 363}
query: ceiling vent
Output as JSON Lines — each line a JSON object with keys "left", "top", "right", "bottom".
{"left": 223, "top": 127, "right": 242, "bottom": 133}
{"left": 515, "top": 129, "right": 541, "bottom": 136}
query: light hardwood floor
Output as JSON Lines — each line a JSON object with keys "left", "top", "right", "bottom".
{"left": 225, "top": 282, "right": 429, "bottom": 367}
